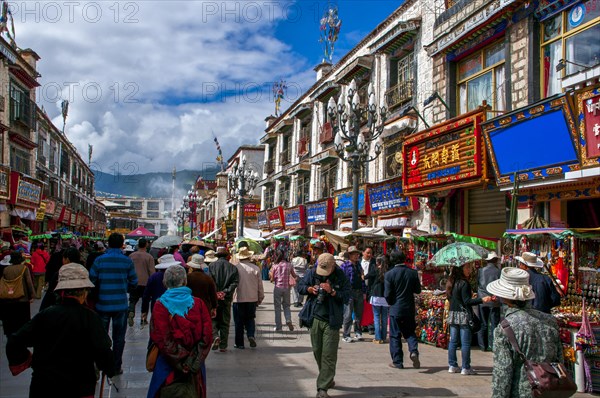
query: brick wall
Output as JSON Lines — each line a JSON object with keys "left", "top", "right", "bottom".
{"left": 431, "top": 55, "right": 448, "bottom": 125}
{"left": 509, "top": 17, "right": 531, "bottom": 109}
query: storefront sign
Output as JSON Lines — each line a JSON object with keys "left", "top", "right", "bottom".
{"left": 9, "top": 172, "right": 42, "bottom": 208}
{"left": 482, "top": 95, "right": 579, "bottom": 185}
{"left": 0, "top": 40, "right": 17, "bottom": 63}
{"left": 403, "top": 110, "right": 486, "bottom": 195}
{"left": 284, "top": 206, "right": 306, "bottom": 229}
{"left": 60, "top": 207, "right": 72, "bottom": 225}
{"left": 306, "top": 199, "right": 333, "bottom": 225}
{"left": 267, "top": 207, "right": 285, "bottom": 229}
{"left": 244, "top": 202, "right": 260, "bottom": 218}
{"left": 334, "top": 187, "right": 370, "bottom": 217}
{"left": 0, "top": 166, "right": 9, "bottom": 200}
{"left": 35, "top": 201, "right": 47, "bottom": 221}
{"left": 368, "top": 178, "right": 413, "bottom": 214}
{"left": 257, "top": 211, "right": 270, "bottom": 229}
{"left": 221, "top": 219, "right": 234, "bottom": 236}
{"left": 577, "top": 87, "right": 600, "bottom": 167}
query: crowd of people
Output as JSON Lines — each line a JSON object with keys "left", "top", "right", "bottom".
{"left": 0, "top": 233, "right": 568, "bottom": 398}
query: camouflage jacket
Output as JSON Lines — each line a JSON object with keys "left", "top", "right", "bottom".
{"left": 491, "top": 307, "right": 563, "bottom": 398}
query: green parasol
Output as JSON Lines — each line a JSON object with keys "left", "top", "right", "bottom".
{"left": 235, "top": 238, "right": 263, "bottom": 254}
{"left": 429, "top": 242, "right": 489, "bottom": 267}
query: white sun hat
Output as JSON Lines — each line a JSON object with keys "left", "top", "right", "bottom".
{"left": 486, "top": 267, "right": 535, "bottom": 301}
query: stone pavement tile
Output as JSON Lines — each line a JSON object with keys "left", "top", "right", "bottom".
{"left": 1, "top": 283, "right": 596, "bottom": 398}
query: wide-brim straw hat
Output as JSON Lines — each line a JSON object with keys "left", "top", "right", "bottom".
{"left": 346, "top": 246, "right": 361, "bottom": 255}
{"left": 204, "top": 250, "right": 218, "bottom": 263}
{"left": 55, "top": 263, "right": 95, "bottom": 291}
{"left": 316, "top": 253, "right": 336, "bottom": 276}
{"left": 156, "top": 254, "right": 181, "bottom": 269}
{"left": 487, "top": 267, "right": 535, "bottom": 301}
{"left": 486, "top": 251, "right": 499, "bottom": 261}
{"left": 187, "top": 254, "right": 205, "bottom": 269}
{"left": 237, "top": 247, "right": 254, "bottom": 261}
{"left": 515, "top": 251, "right": 544, "bottom": 268}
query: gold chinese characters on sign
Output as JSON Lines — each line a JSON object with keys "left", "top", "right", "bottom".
{"left": 402, "top": 111, "right": 486, "bottom": 195}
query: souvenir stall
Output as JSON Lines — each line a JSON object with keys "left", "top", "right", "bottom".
{"left": 503, "top": 227, "right": 600, "bottom": 392}
{"left": 412, "top": 233, "right": 497, "bottom": 348}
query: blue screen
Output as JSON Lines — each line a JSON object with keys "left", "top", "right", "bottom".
{"left": 489, "top": 110, "right": 578, "bottom": 175}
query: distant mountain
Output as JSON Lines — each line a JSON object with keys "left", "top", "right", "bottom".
{"left": 93, "top": 167, "right": 220, "bottom": 198}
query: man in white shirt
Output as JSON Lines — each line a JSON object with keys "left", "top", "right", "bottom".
{"left": 361, "top": 247, "right": 376, "bottom": 335}
{"left": 232, "top": 247, "right": 264, "bottom": 349}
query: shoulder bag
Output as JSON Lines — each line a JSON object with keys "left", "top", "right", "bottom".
{"left": 456, "top": 280, "right": 481, "bottom": 334}
{"left": 500, "top": 319, "right": 577, "bottom": 398}
{"left": 146, "top": 342, "right": 159, "bottom": 372}
{"left": 0, "top": 266, "right": 27, "bottom": 299}
{"left": 460, "top": 303, "right": 482, "bottom": 334}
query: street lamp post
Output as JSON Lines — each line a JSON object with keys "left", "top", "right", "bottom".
{"left": 328, "top": 78, "right": 387, "bottom": 231}
{"left": 228, "top": 155, "right": 260, "bottom": 238}
{"left": 183, "top": 189, "right": 200, "bottom": 239}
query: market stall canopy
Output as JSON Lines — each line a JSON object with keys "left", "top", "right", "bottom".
{"left": 126, "top": 226, "right": 157, "bottom": 238}
{"left": 273, "top": 229, "right": 302, "bottom": 240}
{"left": 411, "top": 232, "right": 497, "bottom": 251}
{"left": 324, "top": 228, "right": 391, "bottom": 252}
{"left": 241, "top": 228, "right": 266, "bottom": 242}
{"left": 203, "top": 228, "right": 220, "bottom": 240}
{"left": 504, "top": 228, "right": 600, "bottom": 239}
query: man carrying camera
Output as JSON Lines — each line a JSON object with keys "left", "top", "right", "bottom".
{"left": 298, "top": 253, "right": 351, "bottom": 398}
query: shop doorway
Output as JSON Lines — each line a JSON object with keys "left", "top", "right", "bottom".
{"left": 567, "top": 198, "right": 600, "bottom": 228}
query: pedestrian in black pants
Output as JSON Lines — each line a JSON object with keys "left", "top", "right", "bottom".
{"left": 384, "top": 250, "right": 422, "bottom": 370}
{"left": 477, "top": 251, "right": 501, "bottom": 351}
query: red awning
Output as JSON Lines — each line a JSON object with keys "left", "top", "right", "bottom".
{"left": 126, "top": 226, "right": 157, "bottom": 238}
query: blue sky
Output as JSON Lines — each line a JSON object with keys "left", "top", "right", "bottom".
{"left": 9, "top": 0, "right": 404, "bottom": 173}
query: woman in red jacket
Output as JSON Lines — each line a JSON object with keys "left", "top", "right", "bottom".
{"left": 147, "top": 265, "right": 213, "bottom": 398}
{"left": 30, "top": 243, "right": 50, "bottom": 299}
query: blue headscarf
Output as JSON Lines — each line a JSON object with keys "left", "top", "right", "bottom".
{"left": 157, "top": 286, "right": 194, "bottom": 317}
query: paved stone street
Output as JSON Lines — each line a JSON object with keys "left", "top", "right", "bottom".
{"left": 0, "top": 282, "right": 592, "bottom": 397}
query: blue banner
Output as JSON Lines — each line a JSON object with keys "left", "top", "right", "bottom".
{"left": 334, "top": 189, "right": 365, "bottom": 216}
{"left": 306, "top": 200, "right": 331, "bottom": 225}
{"left": 368, "top": 180, "right": 411, "bottom": 214}
{"left": 285, "top": 207, "right": 303, "bottom": 227}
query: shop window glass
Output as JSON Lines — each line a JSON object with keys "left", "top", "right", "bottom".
{"left": 485, "top": 42, "right": 505, "bottom": 67}
{"left": 458, "top": 53, "right": 483, "bottom": 81}
{"left": 566, "top": 2, "right": 600, "bottom": 32}
{"left": 320, "top": 161, "right": 338, "bottom": 199}
{"left": 565, "top": 23, "right": 600, "bottom": 73}
{"left": 297, "top": 176, "right": 309, "bottom": 205}
{"left": 541, "top": 4, "right": 600, "bottom": 98}
{"left": 458, "top": 41, "right": 505, "bottom": 114}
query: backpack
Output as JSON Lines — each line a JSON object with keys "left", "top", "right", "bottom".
{"left": 0, "top": 266, "right": 27, "bottom": 299}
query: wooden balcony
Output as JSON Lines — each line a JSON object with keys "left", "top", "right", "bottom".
{"left": 279, "top": 150, "right": 290, "bottom": 166}
{"left": 264, "top": 160, "right": 275, "bottom": 175}
{"left": 319, "top": 122, "right": 334, "bottom": 144}
{"left": 386, "top": 80, "right": 414, "bottom": 109}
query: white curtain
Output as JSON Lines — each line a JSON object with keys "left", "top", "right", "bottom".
{"left": 495, "top": 65, "right": 506, "bottom": 111}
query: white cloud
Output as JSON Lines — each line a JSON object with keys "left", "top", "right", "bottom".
{"left": 9, "top": 0, "right": 317, "bottom": 173}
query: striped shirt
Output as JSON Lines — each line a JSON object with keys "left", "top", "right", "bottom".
{"left": 271, "top": 261, "right": 295, "bottom": 289}
{"left": 90, "top": 248, "right": 137, "bottom": 312}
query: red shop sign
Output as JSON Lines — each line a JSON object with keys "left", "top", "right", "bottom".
{"left": 267, "top": 206, "right": 285, "bottom": 229}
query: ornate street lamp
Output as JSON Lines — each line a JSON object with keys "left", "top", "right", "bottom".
{"left": 228, "top": 155, "right": 260, "bottom": 238}
{"left": 183, "top": 189, "right": 200, "bottom": 239}
{"left": 328, "top": 78, "right": 387, "bottom": 231}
